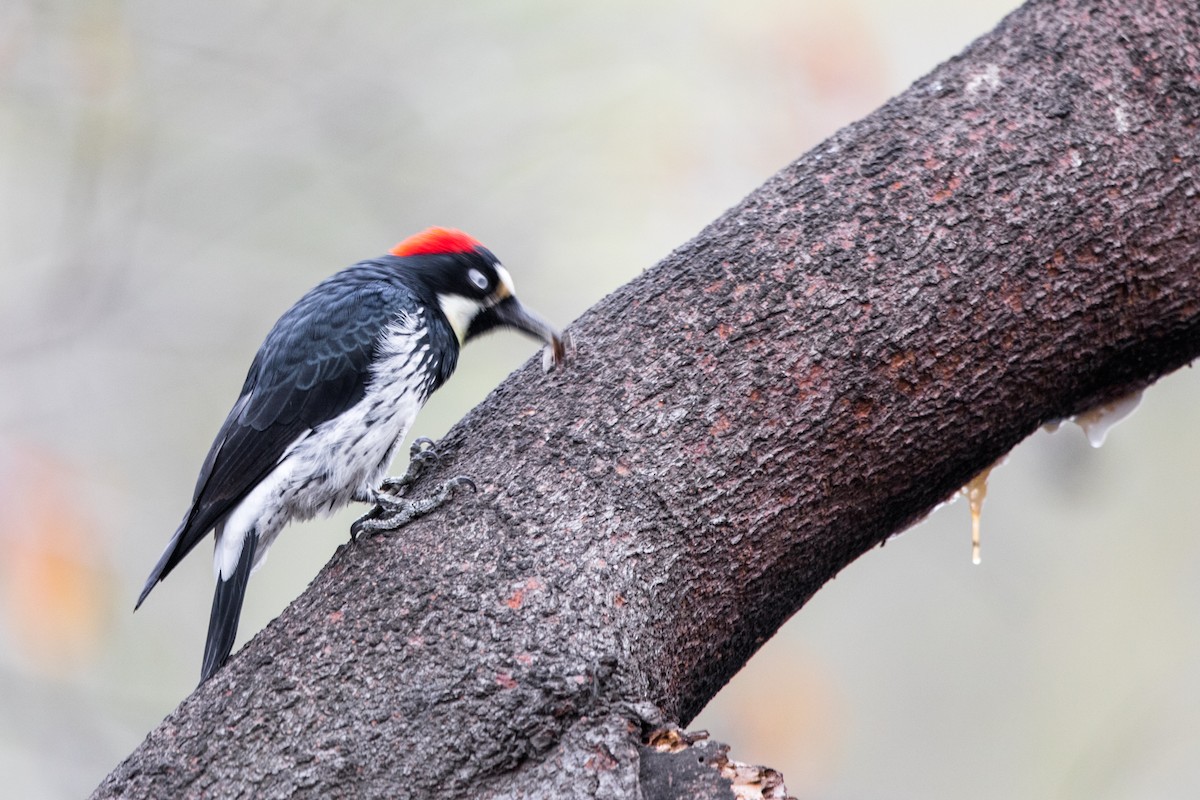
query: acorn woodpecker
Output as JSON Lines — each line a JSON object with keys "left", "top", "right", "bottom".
{"left": 136, "top": 228, "right": 563, "bottom": 684}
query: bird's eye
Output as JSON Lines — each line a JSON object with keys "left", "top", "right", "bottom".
{"left": 467, "top": 268, "right": 489, "bottom": 291}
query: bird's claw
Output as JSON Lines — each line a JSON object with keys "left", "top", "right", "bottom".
{"left": 350, "top": 474, "right": 477, "bottom": 541}
{"left": 409, "top": 436, "right": 440, "bottom": 467}
{"left": 446, "top": 475, "right": 477, "bottom": 494}
{"left": 378, "top": 438, "right": 442, "bottom": 496}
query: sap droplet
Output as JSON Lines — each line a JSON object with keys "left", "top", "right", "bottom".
{"left": 1072, "top": 389, "right": 1142, "bottom": 448}
{"left": 961, "top": 466, "right": 992, "bottom": 565}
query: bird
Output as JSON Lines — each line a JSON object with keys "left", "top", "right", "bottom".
{"left": 136, "top": 227, "right": 564, "bottom": 684}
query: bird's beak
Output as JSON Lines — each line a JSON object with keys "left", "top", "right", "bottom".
{"left": 469, "top": 295, "right": 565, "bottom": 367}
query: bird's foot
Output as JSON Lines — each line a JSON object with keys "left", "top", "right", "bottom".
{"left": 378, "top": 437, "right": 440, "bottom": 497}
{"left": 350, "top": 475, "right": 477, "bottom": 541}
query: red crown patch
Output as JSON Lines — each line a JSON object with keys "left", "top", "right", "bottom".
{"left": 390, "top": 228, "right": 482, "bottom": 258}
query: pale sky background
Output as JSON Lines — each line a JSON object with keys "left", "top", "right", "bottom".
{"left": 4, "top": 1, "right": 1199, "bottom": 798}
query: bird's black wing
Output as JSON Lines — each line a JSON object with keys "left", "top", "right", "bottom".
{"left": 137, "top": 265, "right": 413, "bottom": 606}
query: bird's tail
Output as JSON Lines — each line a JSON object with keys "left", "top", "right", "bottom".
{"left": 200, "top": 527, "right": 258, "bottom": 685}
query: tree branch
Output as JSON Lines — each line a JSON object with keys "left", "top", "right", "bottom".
{"left": 95, "top": 0, "right": 1200, "bottom": 797}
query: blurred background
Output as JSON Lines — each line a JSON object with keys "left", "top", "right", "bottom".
{"left": 3, "top": 1, "right": 1199, "bottom": 797}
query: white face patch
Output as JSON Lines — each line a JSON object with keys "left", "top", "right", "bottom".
{"left": 438, "top": 292, "right": 485, "bottom": 344}
{"left": 495, "top": 264, "right": 515, "bottom": 297}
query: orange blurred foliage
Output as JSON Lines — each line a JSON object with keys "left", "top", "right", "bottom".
{"left": 0, "top": 443, "right": 109, "bottom": 671}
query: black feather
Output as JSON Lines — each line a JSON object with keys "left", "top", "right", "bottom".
{"left": 200, "top": 528, "right": 258, "bottom": 683}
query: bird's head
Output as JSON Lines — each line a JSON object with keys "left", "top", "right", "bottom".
{"left": 390, "top": 228, "right": 564, "bottom": 365}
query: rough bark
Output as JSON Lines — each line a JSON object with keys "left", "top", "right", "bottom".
{"left": 95, "top": 0, "right": 1200, "bottom": 797}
